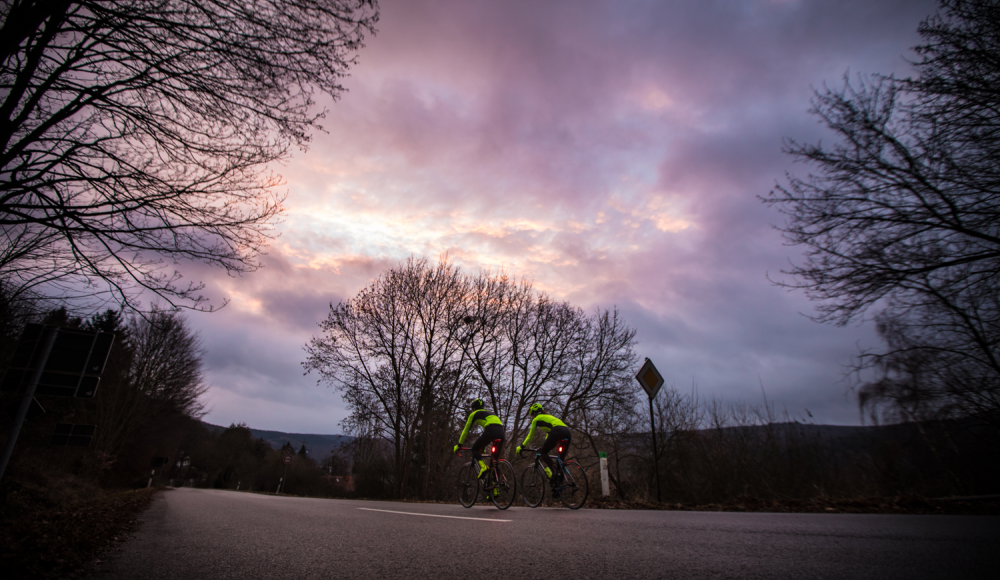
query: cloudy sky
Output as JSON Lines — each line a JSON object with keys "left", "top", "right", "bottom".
{"left": 187, "top": 0, "right": 940, "bottom": 434}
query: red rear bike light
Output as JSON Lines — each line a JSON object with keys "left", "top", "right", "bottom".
{"left": 491, "top": 446, "right": 497, "bottom": 454}
{"left": 558, "top": 446, "right": 563, "bottom": 453}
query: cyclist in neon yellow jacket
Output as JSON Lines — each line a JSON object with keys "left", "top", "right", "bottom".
{"left": 516, "top": 403, "right": 572, "bottom": 483}
{"left": 453, "top": 398, "right": 505, "bottom": 479}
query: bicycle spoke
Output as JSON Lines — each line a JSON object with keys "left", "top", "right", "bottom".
{"left": 559, "top": 461, "right": 588, "bottom": 509}
{"left": 457, "top": 463, "right": 479, "bottom": 508}
{"left": 521, "top": 464, "right": 545, "bottom": 508}
{"left": 490, "top": 460, "right": 516, "bottom": 510}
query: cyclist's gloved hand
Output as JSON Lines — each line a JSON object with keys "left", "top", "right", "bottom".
{"left": 516, "top": 445, "right": 522, "bottom": 455}
{"left": 453, "top": 444, "right": 460, "bottom": 455}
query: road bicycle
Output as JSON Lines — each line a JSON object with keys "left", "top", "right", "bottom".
{"left": 520, "top": 442, "right": 588, "bottom": 509}
{"left": 456, "top": 440, "right": 517, "bottom": 510}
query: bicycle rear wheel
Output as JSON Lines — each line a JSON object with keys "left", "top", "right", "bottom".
{"left": 489, "top": 459, "right": 517, "bottom": 510}
{"left": 457, "top": 463, "right": 479, "bottom": 508}
{"left": 521, "top": 464, "right": 546, "bottom": 508}
{"left": 559, "top": 461, "right": 588, "bottom": 509}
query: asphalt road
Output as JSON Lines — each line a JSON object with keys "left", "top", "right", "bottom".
{"left": 91, "top": 488, "right": 1000, "bottom": 580}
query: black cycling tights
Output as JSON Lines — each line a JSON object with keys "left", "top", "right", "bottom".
{"left": 472, "top": 423, "right": 505, "bottom": 463}
{"left": 538, "top": 425, "right": 572, "bottom": 475}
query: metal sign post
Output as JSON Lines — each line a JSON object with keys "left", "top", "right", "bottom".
{"left": 1, "top": 324, "right": 114, "bottom": 481}
{"left": 0, "top": 326, "right": 59, "bottom": 479}
{"left": 635, "top": 358, "right": 665, "bottom": 503}
{"left": 280, "top": 449, "right": 293, "bottom": 493}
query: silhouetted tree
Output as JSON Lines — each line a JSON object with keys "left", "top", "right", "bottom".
{"left": 304, "top": 257, "right": 467, "bottom": 498}
{"left": 84, "top": 305, "right": 207, "bottom": 473}
{"left": 765, "top": 0, "right": 1000, "bottom": 426}
{"left": 305, "top": 257, "right": 639, "bottom": 499}
{"left": 459, "top": 271, "right": 638, "bottom": 454}
{"left": 0, "top": 0, "right": 378, "bottom": 310}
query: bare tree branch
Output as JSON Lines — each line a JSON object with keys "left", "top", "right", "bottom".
{"left": 0, "top": 0, "right": 378, "bottom": 310}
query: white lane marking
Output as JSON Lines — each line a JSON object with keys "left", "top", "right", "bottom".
{"left": 357, "top": 507, "right": 510, "bottom": 522}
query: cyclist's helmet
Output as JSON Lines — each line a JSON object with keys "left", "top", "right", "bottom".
{"left": 529, "top": 403, "right": 543, "bottom": 416}
{"left": 469, "top": 398, "right": 485, "bottom": 411}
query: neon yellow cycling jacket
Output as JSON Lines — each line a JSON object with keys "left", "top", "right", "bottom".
{"left": 520, "top": 413, "right": 567, "bottom": 447}
{"left": 458, "top": 409, "right": 503, "bottom": 444}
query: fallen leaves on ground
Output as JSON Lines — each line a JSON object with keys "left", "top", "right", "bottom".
{"left": 0, "top": 478, "right": 158, "bottom": 580}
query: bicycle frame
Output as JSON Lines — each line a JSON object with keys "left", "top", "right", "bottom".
{"left": 457, "top": 439, "right": 514, "bottom": 509}
{"left": 528, "top": 440, "right": 570, "bottom": 491}
{"left": 458, "top": 439, "right": 500, "bottom": 491}
{"left": 458, "top": 440, "right": 501, "bottom": 476}
{"left": 521, "top": 439, "right": 587, "bottom": 509}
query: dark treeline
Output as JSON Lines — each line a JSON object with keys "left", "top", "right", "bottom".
{"left": 331, "top": 384, "right": 1000, "bottom": 504}
{"left": 599, "top": 389, "right": 1000, "bottom": 504}
{"left": 0, "top": 283, "right": 209, "bottom": 488}
{"left": 177, "top": 423, "right": 352, "bottom": 497}
{"left": 0, "top": 286, "right": 352, "bottom": 497}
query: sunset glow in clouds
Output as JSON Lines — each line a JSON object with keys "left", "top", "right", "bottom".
{"left": 191, "top": 0, "right": 939, "bottom": 433}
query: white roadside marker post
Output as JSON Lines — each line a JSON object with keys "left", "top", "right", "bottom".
{"left": 599, "top": 452, "right": 610, "bottom": 497}
{"left": 147, "top": 469, "right": 155, "bottom": 488}
{"left": 276, "top": 478, "right": 283, "bottom": 494}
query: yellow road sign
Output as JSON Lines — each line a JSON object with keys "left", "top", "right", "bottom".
{"left": 635, "top": 358, "right": 664, "bottom": 400}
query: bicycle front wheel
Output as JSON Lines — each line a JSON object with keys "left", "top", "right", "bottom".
{"left": 489, "top": 459, "right": 517, "bottom": 510}
{"left": 521, "top": 464, "right": 546, "bottom": 508}
{"left": 457, "top": 463, "right": 479, "bottom": 508}
{"left": 560, "top": 461, "right": 589, "bottom": 509}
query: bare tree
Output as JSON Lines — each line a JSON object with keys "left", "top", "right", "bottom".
{"left": 859, "top": 303, "right": 1000, "bottom": 429}
{"left": 304, "top": 257, "right": 467, "bottom": 498}
{"left": 127, "top": 306, "right": 207, "bottom": 418}
{"left": 469, "top": 289, "right": 583, "bottom": 447}
{"left": 457, "top": 272, "right": 639, "bottom": 456}
{"left": 86, "top": 305, "right": 207, "bottom": 463}
{"left": 764, "top": 0, "right": 1000, "bottom": 424}
{"left": 305, "top": 264, "right": 419, "bottom": 497}
{"left": 574, "top": 389, "right": 645, "bottom": 499}
{"left": 559, "top": 307, "right": 639, "bottom": 422}
{"left": 507, "top": 297, "right": 584, "bottom": 440}
{"left": 0, "top": 0, "right": 378, "bottom": 310}
{"left": 307, "top": 258, "right": 641, "bottom": 498}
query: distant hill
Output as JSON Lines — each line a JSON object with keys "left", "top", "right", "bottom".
{"left": 202, "top": 422, "right": 353, "bottom": 460}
